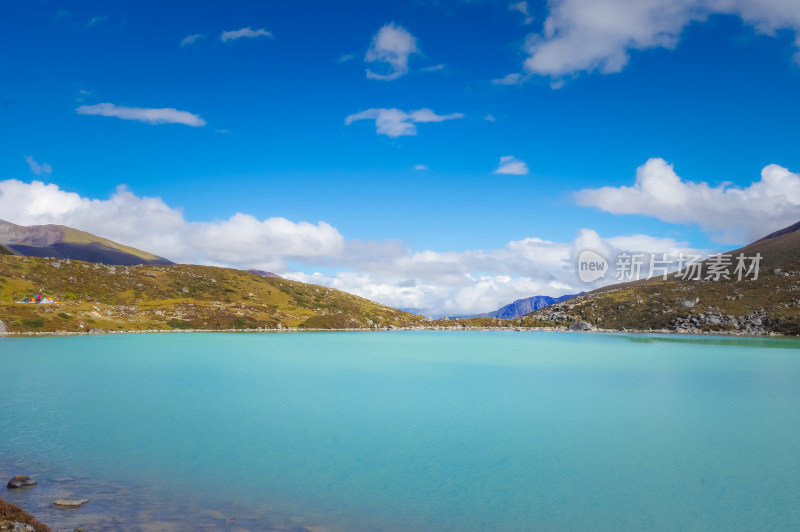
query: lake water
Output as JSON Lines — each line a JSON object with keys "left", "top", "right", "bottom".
{"left": 1, "top": 331, "right": 800, "bottom": 531}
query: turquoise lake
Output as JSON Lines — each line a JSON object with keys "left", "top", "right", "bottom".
{"left": 2, "top": 331, "right": 800, "bottom": 531}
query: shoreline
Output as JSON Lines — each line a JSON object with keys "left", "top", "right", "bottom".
{"left": 0, "top": 325, "right": 788, "bottom": 338}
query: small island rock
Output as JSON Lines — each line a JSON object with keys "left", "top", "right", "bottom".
{"left": 6, "top": 476, "right": 36, "bottom": 489}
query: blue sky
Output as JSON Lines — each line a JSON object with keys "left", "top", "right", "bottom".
{"left": 3, "top": 0, "right": 800, "bottom": 315}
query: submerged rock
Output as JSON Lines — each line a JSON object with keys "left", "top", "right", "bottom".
{"left": 53, "top": 499, "right": 89, "bottom": 508}
{"left": 6, "top": 477, "right": 36, "bottom": 489}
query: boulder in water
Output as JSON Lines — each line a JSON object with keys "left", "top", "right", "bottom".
{"left": 6, "top": 477, "right": 36, "bottom": 489}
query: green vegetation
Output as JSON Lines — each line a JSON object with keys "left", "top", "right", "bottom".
{"left": 519, "top": 230, "right": 800, "bottom": 335}
{"left": 166, "top": 319, "right": 193, "bottom": 330}
{"left": 0, "top": 255, "right": 428, "bottom": 333}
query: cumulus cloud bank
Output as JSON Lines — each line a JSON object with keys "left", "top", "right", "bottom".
{"left": 286, "top": 230, "right": 703, "bottom": 316}
{"left": 345, "top": 108, "right": 464, "bottom": 137}
{"left": 76, "top": 103, "right": 206, "bottom": 127}
{"left": 0, "top": 178, "right": 707, "bottom": 316}
{"left": 575, "top": 157, "right": 800, "bottom": 243}
{"left": 365, "top": 23, "right": 419, "bottom": 80}
{"left": 0, "top": 179, "right": 342, "bottom": 272}
{"left": 524, "top": 0, "right": 800, "bottom": 80}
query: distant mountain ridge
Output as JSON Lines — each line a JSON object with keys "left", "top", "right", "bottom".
{"left": 463, "top": 293, "right": 580, "bottom": 319}
{"left": 0, "top": 219, "right": 173, "bottom": 266}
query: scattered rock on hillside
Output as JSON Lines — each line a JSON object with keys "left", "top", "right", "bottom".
{"left": 670, "top": 309, "right": 769, "bottom": 335}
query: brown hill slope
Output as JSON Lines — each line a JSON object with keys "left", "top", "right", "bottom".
{"left": 0, "top": 255, "right": 427, "bottom": 333}
{"left": 520, "top": 221, "right": 800, "bottom": 336}
{"left": 0, "top": 219, "right": 172, "bottom": 266}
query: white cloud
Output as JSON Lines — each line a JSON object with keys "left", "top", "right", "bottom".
{"left": 523, "top": 0, "right": 800, "bottom": 80}
{"left": 492, "top": 72, "right": 524, "bottom": 85}
{"left": 338, "top": 53, "right": 355, "bottom": 63}
{"left": 24, "top": 156, "right": 52, "bottom": 176}
{"left": 510, "top": 1, "right": 534, "bottom": 24}
{"left": 345, "top": 108, "right": 464, "bottom": 137}
{"left": 494, "top": 155, "right": 529, "bottom": 175}
{"left": 484, "top": 114, "right": 497, "bottom": 122}
{"left": 86, "top": 16, "right": 108, "bottom": 28}
{"left": 286, "top": 230, "right": 705, "bottom": 316}
{"left": 0, "top": 180, "right": 343, "bottom": 271}
{"left": 221, "top": 27, "right": 273, "bottom": 42}
{"left": 365, "top": 23, "right": 419, "bottom": 80}
{"left": 414, "top": 164, "right": 428, "bottom": 171}
{"left": 422, "top": 63, "right": 445, "bottom": 72}
{"left": 0, "top": 178, "right": 709, "bottom": 317}
{"left": 575, "top": 157, "right": 800, "bottom": 243}
{"left": 181, "top": 33, "right": 205, "bottom": 47}
{"left": 76, "top": 103, "right": 206, "bottom": 127}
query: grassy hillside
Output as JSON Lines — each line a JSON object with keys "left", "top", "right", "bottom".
{"left": 0, "top": 243, "right": 14, "bottom": 255}
{"left": 519, "top": 224, "right": 800, "bottom": 336}
{"left": 0, "top": 255, "right": 428, "bottom": 333}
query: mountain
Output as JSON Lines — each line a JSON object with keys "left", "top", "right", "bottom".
{"left": 0, "top": 254, "right": 429, "bottom": 333}
{"left": 520, "top": 220, "right": 800, "bottom": 336}
{"left": 465, "top": 293, "right": 580, "bottom": 319}
{"left": 0, "top": 219, "right": 172, "bottom": 266}
{"left": 0, "top": 243, "right": 13, "bottom": 256}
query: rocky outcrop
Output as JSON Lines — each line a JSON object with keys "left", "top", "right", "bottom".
{"left": 0, "top": 498, "right": 51, "bottom": 532}
{"left": 6, "top": 477, "right": 36, "bottom": 489}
